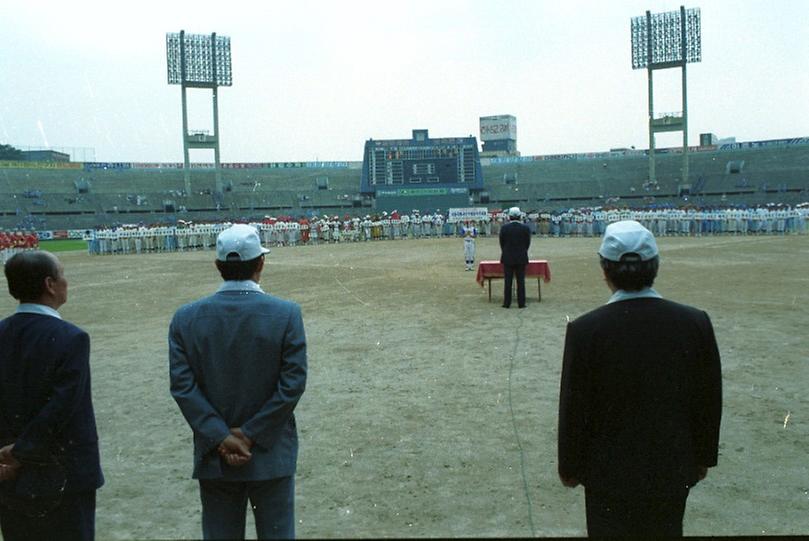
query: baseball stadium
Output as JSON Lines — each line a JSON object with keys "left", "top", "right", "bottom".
{"left": 1, "top": 3, "right": 808, "bottom": 539}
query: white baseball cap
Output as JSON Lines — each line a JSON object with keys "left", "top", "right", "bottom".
{"left": 598, "top": 220, "right": 659, "bottom": 261}
{"left": 508, "top": 206, "right": 521, "bottom": 218}
{"left": 216, "top": 224, "right": 270, "bottom": 262}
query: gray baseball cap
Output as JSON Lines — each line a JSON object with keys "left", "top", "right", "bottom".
{"left": 598, "top": 220, "right": 659, "bottom": 261}
{"left": 216, "top": 224, "right": 270, "bottom": 262}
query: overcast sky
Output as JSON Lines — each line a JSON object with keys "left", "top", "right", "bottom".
{"left": 1, "top": 0, "right": 807, "bottom": 162}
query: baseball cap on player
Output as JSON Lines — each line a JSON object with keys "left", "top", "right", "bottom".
{"left": 508, "top": 207, "right": 521, "bottom": 218}
{"left": 598, "top": 220, "right": 658, "bottom": 262}
{"left": 216, "top": 224, "right": 270, "bottom": 262}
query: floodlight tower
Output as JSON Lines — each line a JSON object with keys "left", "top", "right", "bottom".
{"left": 631, "top": 6, "right": 701, "bottom": 185}
{"left": 166, "top": 31, "right": 233, "bottom": 197}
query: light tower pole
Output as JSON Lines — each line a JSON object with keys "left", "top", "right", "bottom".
{"left": 166, "top": 31, "right": 233, "bottom": 197}
{"left": 631, "top": 6, "right": 701, "bottom": 187}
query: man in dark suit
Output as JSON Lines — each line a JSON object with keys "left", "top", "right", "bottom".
{"left": 170, "top": 224, "right": 307, "bottom": 540}
{"left": 557, "top": 220, "right": 722, "bottom": 537}
{"left": 0, "top": 251, "right": 104, "bottom": 541}
{"left": 499, "top": 206, "right": 531, "bottom": 308}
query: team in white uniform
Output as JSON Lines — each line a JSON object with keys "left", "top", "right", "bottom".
{"left": 82, "top": 202, "right": 808, "bottom": 255}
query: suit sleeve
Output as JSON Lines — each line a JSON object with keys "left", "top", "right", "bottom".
{"left": 241, "top": 305, "right": 307, "bottom": 449}
{"left": 13, "top": 331, "right": 91, "bottom": 462}
{"left": 692, "top": 311, "right": 722, "bottom": 468}
{"left": 169, "top": 314, "right": 230, "bottom": 456}
{"left": 558, "top": 322, "right": 587, "bottom": 481}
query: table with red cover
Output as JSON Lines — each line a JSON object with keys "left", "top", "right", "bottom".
{"left": 475, "top": 260, "right": 551, "bottom": 302}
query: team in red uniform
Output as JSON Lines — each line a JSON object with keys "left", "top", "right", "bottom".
{"left": 0, "top": 230, "right": 38, "bottom": 263}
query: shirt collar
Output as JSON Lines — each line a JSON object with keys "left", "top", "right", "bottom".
{"left": 607, "top": 287, "right": 662, "bottom": 304}
{"left": 216, "top": 280, "right": 264, "bottom": 294}
{"left": 16, "top": 303, "right": 62, "bottom": 319}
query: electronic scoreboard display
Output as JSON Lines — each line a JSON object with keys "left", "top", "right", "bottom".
{"left": 360, "top": 129, "right": 483, "bottom": 195}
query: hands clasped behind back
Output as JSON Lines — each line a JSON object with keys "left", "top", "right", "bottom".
{"left": 217, "top": 428, "right": 254, "bottom": 467}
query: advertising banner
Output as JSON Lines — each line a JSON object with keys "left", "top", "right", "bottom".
{"left": 480, "top": 115, "right": 517, "bottom": 142}
{"left": 490, "top": 156, "right": 533, "bottom": 164}
{"left": 448, "top": 207, "right": 489, "bottom": 222}
{"left": 0, "top": 161, "right": 82, "bottom": 169}
{"left": 37, "top": 231, "right": 53, "bottom": 240}
{"left": 124, "top": 161, "right": 355, "bottom": 170}
{"left": 303, "top": 161, "right": 351, "bottom": 168}
{"left": 719, "top": 137, "right": 809, "bottom": 151}
{"left": 83, "top": 162, "right": 132, "bottom": 171}
{"left": 398, "top": 188, "right": 447, "bottom": 197}
{"left": 222, "top": 163, "right": 253, "bottom": 169}
{"left": 378, "top": 187, "right": 466, "bottom": 197}
{"left": 131, "top": 162, "right": 183, "bottom": 169}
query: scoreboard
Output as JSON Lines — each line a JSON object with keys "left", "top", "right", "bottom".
{"left": 360, "top": 129, "right": 483, "bottom": 195}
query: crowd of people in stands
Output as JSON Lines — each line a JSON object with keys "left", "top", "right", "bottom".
{"left": 80, "top": 202, "right": 808, "bottom": 255}
{"left": 0, "top": 230, "right": 39, "bottom": 264}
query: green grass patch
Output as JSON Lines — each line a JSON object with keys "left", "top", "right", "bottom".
{"left": 39, "top": 239, "right": 87, "bottom": 252}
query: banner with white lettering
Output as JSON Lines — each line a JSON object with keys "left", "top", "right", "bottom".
{"left": 448, "top": 207, "right": 489, "bottom": 222}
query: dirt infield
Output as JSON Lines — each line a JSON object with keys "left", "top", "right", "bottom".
{"left": 1, "top": 234, "right": 808, "bottom": 538}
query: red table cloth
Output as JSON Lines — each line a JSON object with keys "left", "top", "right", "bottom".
{"left": 476, "top": 260, "right": 551, "bottom": 286}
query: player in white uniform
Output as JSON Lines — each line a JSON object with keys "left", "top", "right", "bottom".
{"left": 82, "top": 229, "right": 98, "bottom": 255}
{"left": 360, "top": 216, "right": 371, "bottom": 241}
{"left": 421, "top": 212, "right": 432, "bottom": 237}
{"left": 400, "top": 213, "right": 410, "bottom": 238}
{"left": 462, "top": 222, "right": 478, "bottom": 271}
{"left": 796, "top": 204, "right": 808, "bottom": 234}
{"left": 288, "top": 220, "right": 299, "bottom": 246}
{"left": 775, "top": 206, "right": 787, "bottom": 235}
{"left": 380, "top": 212, "right": 390, "bottom": 239}
{"left": 482, "top": 214, "right": 492, "bottom": 236}
{"left": 132, "top": 226, "right": 143, "bottom": 254}
{"left": 411, "top": 211, "right": 422, "bottom": 238}
{"left": 435, "top": 212, "right": 446, "bottom": 237}
{"left": 175, "top": 222, "right": 188, "bottom": 251}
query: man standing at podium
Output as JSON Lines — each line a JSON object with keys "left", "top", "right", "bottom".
{"left": 499, "top": 207, "right": 531, "bottom": 308}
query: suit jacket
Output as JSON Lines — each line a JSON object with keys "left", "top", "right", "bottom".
{"left": 558, "top": 297, "right": 722, "bottom": 497}
{"left": 0, "top": 312, "right": 104, "bottom": 493}
{"left": 169, "top": 287, "right": 307, "bottom": 480}
{"left": 499, "top": 220, "right": 531, "bottom": 266}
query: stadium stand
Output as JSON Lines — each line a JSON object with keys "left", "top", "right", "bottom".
{"left": 1, "top": 139, "right": 806, "bottom": 230}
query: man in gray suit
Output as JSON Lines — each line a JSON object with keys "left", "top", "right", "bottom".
{"left": 169, "top": 224, "right": 307, "bottom": 540}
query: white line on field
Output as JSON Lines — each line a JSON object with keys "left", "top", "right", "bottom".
{"left": 335, "top": 275, "right": 369, "bottom": 306}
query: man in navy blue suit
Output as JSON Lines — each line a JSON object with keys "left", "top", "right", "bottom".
{"left": 499, "top": 206, "right": 532, "bottom": 308}
{"left": 170, "top": 224, "right": 307, "bottom": 540}
{"left": 558, "top": 221, "right": 722, "bottom": 536}
{"left": 0, "top": 251, "right": 104, "bottom": 541}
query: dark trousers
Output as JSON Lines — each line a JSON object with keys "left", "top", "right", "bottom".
{"left": 585, "top": 487, "right": 688, "bottom": 537}
{"left": 0, "top": 490, "right": 96, "bottom": 541}
{"left": 199, "top": 476, "right": 294, "bottom": 540}
{"left": 503, "top": 263, "right": 527, "bottom": 307}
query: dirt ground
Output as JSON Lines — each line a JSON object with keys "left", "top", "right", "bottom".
{"left": 1, "top": 234, "right": 808, "bottom": 538}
